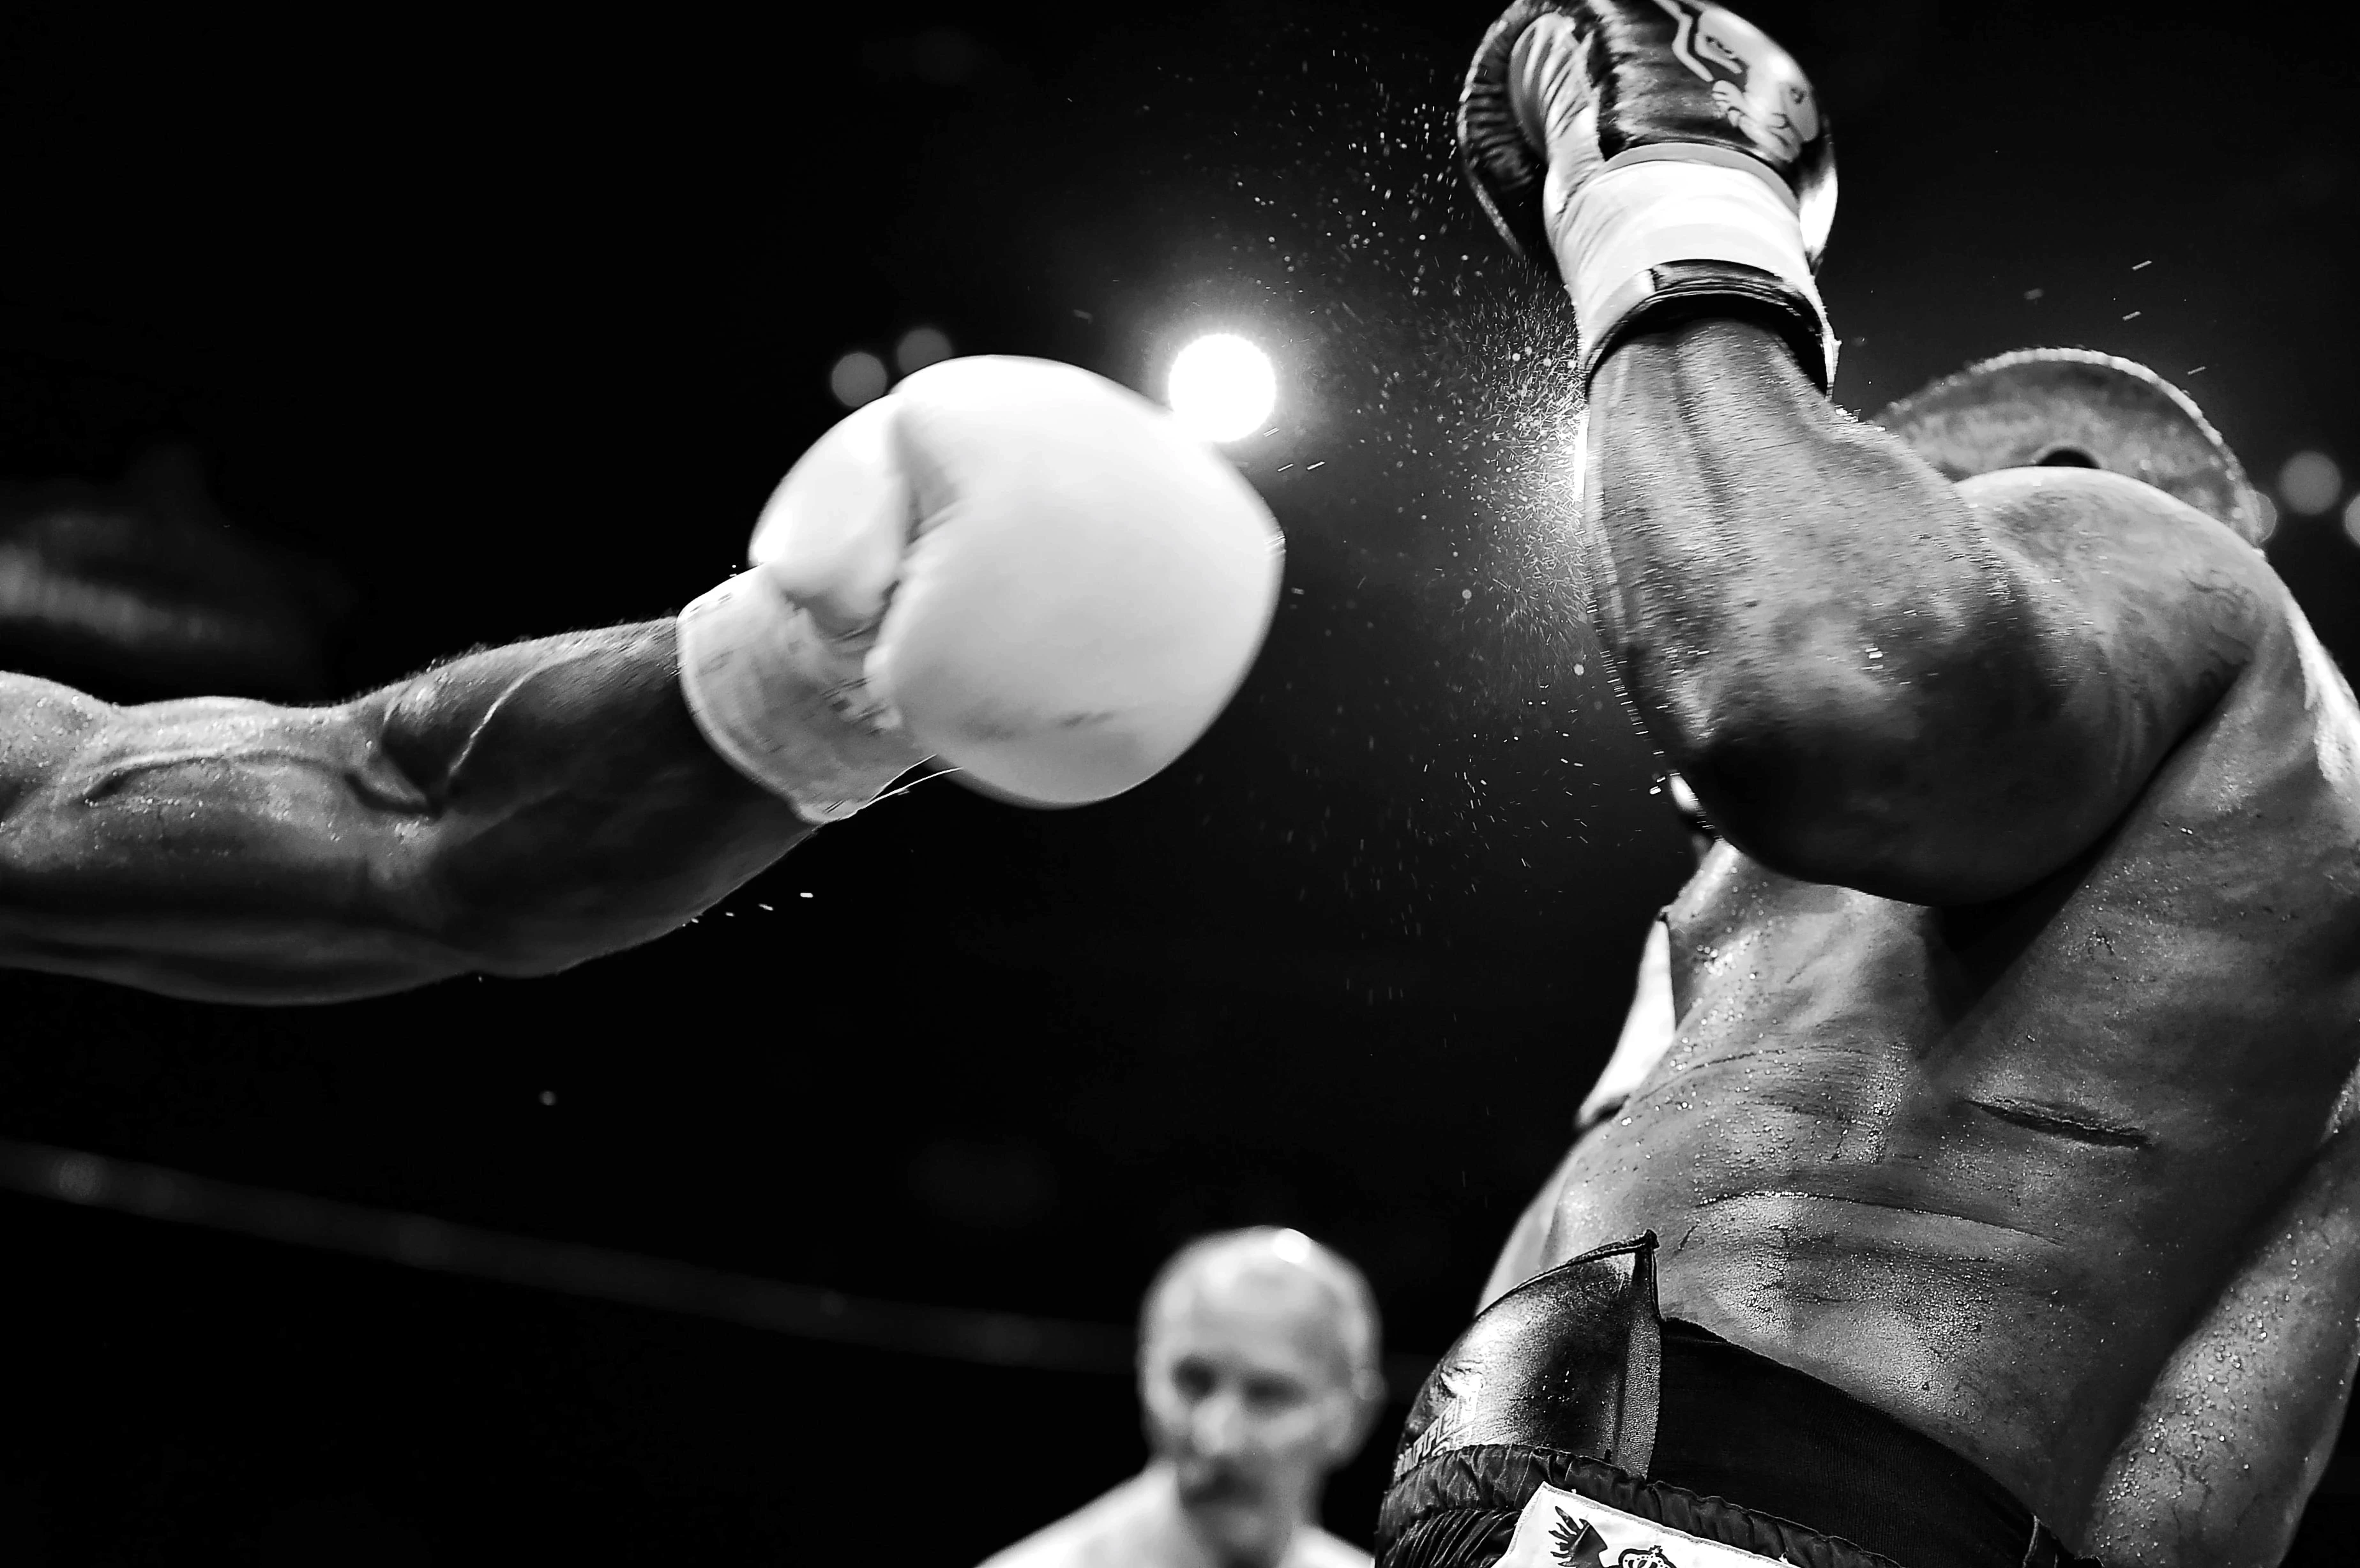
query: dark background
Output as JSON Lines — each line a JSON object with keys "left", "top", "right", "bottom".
{"left": 0, "top": 1, "right": 2356, "bottom": 1561}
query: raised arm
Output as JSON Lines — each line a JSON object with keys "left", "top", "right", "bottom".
{"left": 1582, "top": 318, "right": 2274, "bottom": 903}
{"left": 1459, "top": 1, "right": 2282, "bottom": 905}
{"left": 0, "top": 622, "right": 811, "bottom": 1003}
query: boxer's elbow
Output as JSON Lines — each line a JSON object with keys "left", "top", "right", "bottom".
{"left": 1679, "top": 746, "right": 2062, "bottom": 903}
{"left": 1659, "top": 646, "right": 2103, "bottom": 903}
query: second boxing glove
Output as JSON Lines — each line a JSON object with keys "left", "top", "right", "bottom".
{"left": 1460, "top": 0, "right": 1836, "bottom": 388}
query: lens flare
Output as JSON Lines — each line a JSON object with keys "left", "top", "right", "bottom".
{"left": 2280, "top": 450, "right": 2343, "bottom": 517}
{"left": 828, "top": 351, "right": 889, "bottom": 409}
{"left": 1168, "top": 335, "right": 1276, "bottom": 444}
{"left": 895, "top": 326, "right": 953, "bottom": 375}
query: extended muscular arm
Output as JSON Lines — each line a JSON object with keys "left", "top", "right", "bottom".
{"left": 1584, "top": 319, "right": 2275, "bottom": 903}
{"left": 0, "top": 620, "right": 810, "bottom": 1003}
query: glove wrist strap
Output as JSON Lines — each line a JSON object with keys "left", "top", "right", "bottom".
{"left": 1552, "top": 156, "right": 1834, "bottom": 390}
{"left": 676, "top": 571, "right": 926, "bottom": 824}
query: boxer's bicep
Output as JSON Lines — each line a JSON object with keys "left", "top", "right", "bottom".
{"left": 0, "top": 626, "right": 811, "bottom": 1002}
{"left": 0, "top": 672, "right": 465, "bottom": 1001}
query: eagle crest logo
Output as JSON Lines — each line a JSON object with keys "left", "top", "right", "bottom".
{"left": 1550, "top": 1508, "right": 1610, "bottom": 1567}
{"left": 1547, "top": 1507, "right": 1683, "bottom": 1568}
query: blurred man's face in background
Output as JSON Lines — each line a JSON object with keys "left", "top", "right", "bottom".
{"left": 1139, "top": 1255, "right": 1366, "bottom": 1567}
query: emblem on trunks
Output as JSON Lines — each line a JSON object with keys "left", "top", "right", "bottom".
{"left": 1499, "top": 1483, "right": 1785, "bottom": 1568}
{"left": 1552, "top": 1509, "right": 1679, "bottom": 1568}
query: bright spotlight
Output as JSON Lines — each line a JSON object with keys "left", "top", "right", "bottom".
{"left": 1168, "top": 334, "right": 1276, "bottom": 444}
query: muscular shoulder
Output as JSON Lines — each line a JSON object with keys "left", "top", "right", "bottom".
{"left": 1967, "top": 466, "right": 2360, "bottom": 783}
{"left": 1957, "top": 466, "right": 2280, "bottom": 651}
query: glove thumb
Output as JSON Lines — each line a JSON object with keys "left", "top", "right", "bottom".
{"left": 748, "top": 396, "right": 912, "bottom": 642}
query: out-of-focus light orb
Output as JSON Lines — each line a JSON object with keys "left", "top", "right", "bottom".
{"left": 828, "top": 350, "right": 889, "bottom": 409}
{"left": 896, "top": 326, "right": 953, "bottom": 375}
{"left": 2341, "top": 493, "right": 2360, "bottom": 549}
{"left": 2279, "top": 449, "right": 2343, "bottom": 516}
{"left": 1168, "top": 334, "right": 1276, "bottom": 444}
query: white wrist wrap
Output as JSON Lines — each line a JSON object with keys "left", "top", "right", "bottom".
{"left": 1552, "top": 151, "right": 1826, "bottom": 373}
{"left": 676, "top": 572, "right": 924, "bottom": 825}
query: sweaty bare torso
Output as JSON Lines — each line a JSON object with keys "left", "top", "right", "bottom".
{"left": 1536, "top": 587, "right": 2360, "bottom": 1550}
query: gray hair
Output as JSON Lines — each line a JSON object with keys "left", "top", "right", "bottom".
{"left": 1139, "top": 1226, "right": 1381, "bottom": 1386}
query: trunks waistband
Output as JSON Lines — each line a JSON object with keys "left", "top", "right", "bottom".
{"left": 1377, "top": 1237, "right": 2096, "bottom": 1568}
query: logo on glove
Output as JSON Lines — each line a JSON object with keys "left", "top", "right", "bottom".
{"left": 1652, "top": 0, "right": 1820, "bottom": 164}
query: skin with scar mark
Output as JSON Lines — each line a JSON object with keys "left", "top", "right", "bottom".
{"left": 1510, "top": 320, "right": 2360, "bottom": 1566}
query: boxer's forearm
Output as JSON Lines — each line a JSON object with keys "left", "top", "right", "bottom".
{"left": 368, "top": 620, "right": 812, "bottom": 976}
{"left": 1584, "top": 320, "right": 2018, "bottom": 896}
{"left": 1582, "top": 319, "right": 2265, "bottom": 902}
{"left": 0, "top": 622, "right": 809, "bottom": 1003}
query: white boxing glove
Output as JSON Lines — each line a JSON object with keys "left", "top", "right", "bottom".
{"left": 677, "top": 356, "right": 1285, "bottom": 822}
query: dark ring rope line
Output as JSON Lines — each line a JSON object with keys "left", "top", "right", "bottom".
{"left": 0, "top": 1134, "right": 1436, "bottom": 1396}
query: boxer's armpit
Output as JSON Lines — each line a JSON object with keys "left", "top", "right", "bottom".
{"left": 0, "top": 624, "right": 810, "bottom": 1003}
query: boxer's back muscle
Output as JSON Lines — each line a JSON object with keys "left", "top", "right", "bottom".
{"left": 1542, "top": 588, "right": 2360, "bottom": 1551}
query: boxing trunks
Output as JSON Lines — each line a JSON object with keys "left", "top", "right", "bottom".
{"left": 1379, "top": 1237, "right": 2096, "bottom": 1568}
